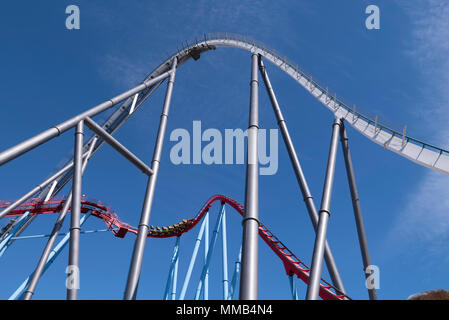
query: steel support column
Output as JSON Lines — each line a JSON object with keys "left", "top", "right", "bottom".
{"left": 229, "top": 247, "right": 242, "bottom": 300}
{"left": 340, "top": 122, "right": 377, "bottom": 300}
{"left": 67, "top": 120, "right": 84, "bottom": 300}
{"left": 258, "top": 59, "right": 345, "bottom": 294}
{"left": 306, "top": 118, "right": 341, "bottom": 300}
{"left": 124, "top": 58, "right": 177, "bottom": 300}
{"left": 195, "top": 206, "right": 224, "bottom": 300}
{"left": 288, "top": 274, "right": 299, "bottom": 300}
{"left": 204, "top": 211, "right": 209, "bottom": 300}
{"left": 221, "top": 203, "right": 229, "bottom": 300}
{"left": 179, "top": 213, "right": 208, "bottom": 300}
{"left": 171, "top": 250, "right": 179, "bottom": 300}
{"left": 163, "top": 236, "right": 180, "bottom": 300}
{"left": 239, "top": 53, "right": 260, "bottom": 300}
{"left": 22, "top": 137, "right": 97, "bottom": 300}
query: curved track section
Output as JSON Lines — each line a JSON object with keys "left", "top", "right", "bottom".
{"left": 142, "top": 33, "right": 449, "bottom": 176}
{"left": 25, "top": 33, "right": 448, "bottom": 225}
{"left": 0, "top": 195, "right": 349, "bottom": 300}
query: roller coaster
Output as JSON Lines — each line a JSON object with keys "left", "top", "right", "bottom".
{"left": 1, "top": 195, "right": 348, "bottom": 300}
{"left": 1, "top": 33, "right": 447, "bottom": 300}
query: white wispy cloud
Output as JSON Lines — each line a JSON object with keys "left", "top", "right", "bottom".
{"left": 390, "top": 0, "right": 449, "bottom": 248}
{"left": 99, "top": 53, "right": 166, "bottom": 89}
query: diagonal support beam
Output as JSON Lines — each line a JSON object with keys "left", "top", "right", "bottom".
{"left": 258, "top": 59, "right": 345, "bottom": 294}
{"left": 195, "top": 205, "right": 225, "bottom": 300}
{"left": 0, "top": 69, "right": 173, "bottom": 167}
{"left": 171, "top": 248, "right": 179, "bottom": 300}
{"left": 0, "top": 211, "right": 31, "bottom": 257}
{"left": 229, "top": 247, "right": 242, "bottom": 300}
{"left": 306, "top": 118, "right": 341, "bottom": 300}
{"left": 5, "top": 181, "right": 60, "bottom": 256}
{"left": 84, "top": 116, "right": 153, "bottom": 176}
{"left": 11, "top": 228, "right": 111, "bottom": 240}
{"left": 179, "top": 212, "right": 208, "bottom": 300}
{"left": 0, "top": 151, "right": 89, "bottom": 220}
{"left": 288, "top": 274, "right": 299, "bottom": 300}
{"left": 10, "top": 212, "right": 92, "bottom": 300}
{"left": 1, "top": 180, "right": 59, "bottom": 256}
{"left": 163, "top": 236, "right": 181, "bottom": 300}
{"left": 124, "top": 58, "right": 178, "bottom": 300}
{"left": 340, "top": 121, "right": 377, "bottom": 300}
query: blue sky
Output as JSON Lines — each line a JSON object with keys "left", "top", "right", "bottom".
{"left": 1, "top": 0, "right": 449, "bottom": 300}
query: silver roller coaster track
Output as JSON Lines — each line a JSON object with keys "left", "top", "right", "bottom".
{"left": 3, "top": 32, "right": 447, "bottom": 202}
{"left": 146, "top": 32, "right": 449, "bottom": 176}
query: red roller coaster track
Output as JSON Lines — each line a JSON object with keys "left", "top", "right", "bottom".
{"left": 0, "top": 195, "right": 349, "bottom": 300}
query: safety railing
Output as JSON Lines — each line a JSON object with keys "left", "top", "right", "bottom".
{"left": 143, "top": 32, "right": 449, "bottom": 159}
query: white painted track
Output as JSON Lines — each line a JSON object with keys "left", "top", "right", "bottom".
{"left": 143, "top": 33, "right": 449, "bottom": 176}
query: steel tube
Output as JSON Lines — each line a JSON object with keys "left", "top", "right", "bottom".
{"left": 194, "top": 207, "right": 224, "bottom": 300}
{"left": 288, "top": 275, "right": 299, "bottom": 300}
{"left": 10, "top": 213, "right": 91, "bottom": 300}
{"left": 340, "top": 123, "right": 377, "bottom": 300}
{"left": 1, "top": 181, "right": 60, "bottom": 254}
{"left": 204, "top": 210, "right": 209, "bottom": 300}
{"left": 306, "top": 118, "right": 341, "bottom": 300}
{"left": 0, "top": 153, "right": 89, "bottom": 220}
{"left": 239, "top": 53, "right": 260, "bottom": 300}
{"left": 4, "top": 75, "right": 164, "bottom": 226}
{"left": 258, "top": 59, "right": 345, "bottom": 293}
{"left": 124, "top": 59, "right": 177, "bottom": 300}
{"left": 11, "top": 228, "right": 110, "bottom": 240}
{"left": 23, "top": 195, "right": 73, "bottom": 300}
{"left": 36, "top": 76, "right": 166, "bottom": 206}
{"left": 163, "top": 236, "right": 180, "bottom": 300}
{"left": 0, "top": 211, "right": 31, "bottom": 257}
{"left": 229, "top": 247, "right": 242, "bottom": 300}
{"left": 67, "top": 121, "right": 84, "bottom": 300}
{"left": 5, "top": 181, "right": 60, "bottom": 253}
{"left": 179, "top": 214, "right": 207, "bottom": 300}
{"left": 84, "top": 117, "right": 153, "bottom": 176}
{"left": 171, "top": 249, "right": 179, "bottom": 300}
{"left": 221, "top": 204, "right": 229, "bottom": 299}
{"left": 0, "top": 70, "right": 172, "bottom": 167}
{"left": 22, "top": 137, "right": 97, "bottom": 300}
